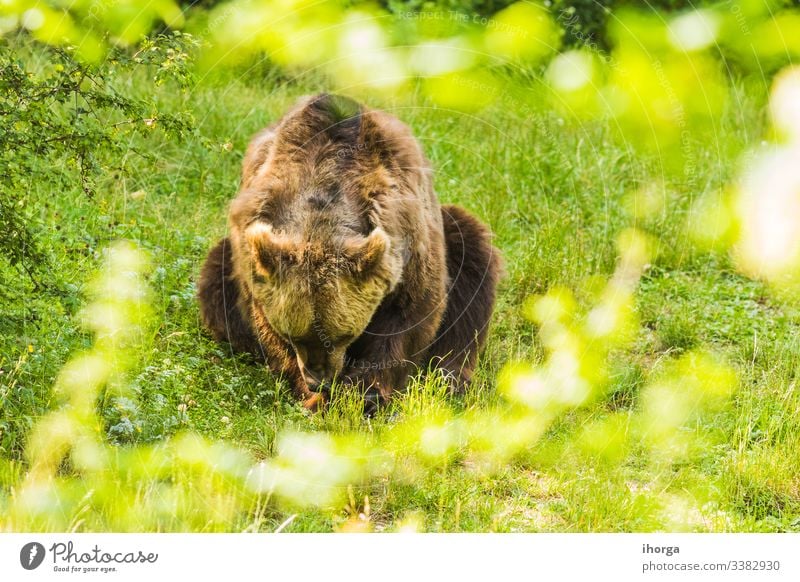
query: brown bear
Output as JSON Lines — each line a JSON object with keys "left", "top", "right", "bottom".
{"left": 197, "top": 94, "right": 501, "bottom": 410}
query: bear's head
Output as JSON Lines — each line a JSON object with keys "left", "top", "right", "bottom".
{"left": 234, "top": 94, "right": 411, "bottom": 391}
{"left": 245, "top": 222, "right": 397, "bottom": 390}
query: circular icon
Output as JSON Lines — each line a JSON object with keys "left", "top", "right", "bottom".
{"left": 20, "top": 542, "right": 45, "bottom": 570}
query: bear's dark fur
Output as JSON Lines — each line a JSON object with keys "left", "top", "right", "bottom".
{"left": 197, "top": 94, "right": 501, "bottom": 409}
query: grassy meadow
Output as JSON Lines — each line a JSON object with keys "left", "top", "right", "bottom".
{"left": 2, "top": 37, "right": 800, "bottom": 532}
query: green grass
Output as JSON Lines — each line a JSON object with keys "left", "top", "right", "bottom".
{"left": 2, "top": 57, "right": 799, "bottom": 532}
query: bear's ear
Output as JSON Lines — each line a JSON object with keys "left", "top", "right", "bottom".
{"left": 245, "top": 222, "right": 296, "bottom": 278}
{"left": 344, "top": 228, "right": 389, "bottom": 278}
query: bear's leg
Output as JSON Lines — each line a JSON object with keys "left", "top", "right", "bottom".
{"left": 342, "top": 205, "right": 501, "bottom": 406}
{"left": 197, "top": 238, "right": 323, "bottom": 409}
{"left": 426, "top": 204, "right": 502, "bottom": 390}
{"left": 341, "top": 307, "right": 441, "bottom": 411}
{"left": 197, "top": 237, "right": 263, "bottom": 357}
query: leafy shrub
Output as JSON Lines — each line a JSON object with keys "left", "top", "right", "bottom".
{"left": 0, "top": 32, "right": 197, "bottom": 281}
{"left": 380, "top": 0, "right": 716, "bottom": 49}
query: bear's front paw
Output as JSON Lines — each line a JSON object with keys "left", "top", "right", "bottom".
{"left": 302, "top": 391, "right": 326, "bottom": 411}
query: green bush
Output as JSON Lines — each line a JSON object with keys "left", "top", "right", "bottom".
{"left": 381, "top": 0, "right": 716, "bottom": 49}
{"left": 0, "top": 33, "right": 197, "bottom": 282}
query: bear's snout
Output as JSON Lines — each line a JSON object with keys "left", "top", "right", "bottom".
{"left": 302, "top": 365, "right": 328, "bottom": 392}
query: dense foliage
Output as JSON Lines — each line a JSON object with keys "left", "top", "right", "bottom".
{"left": 0, "top": 33, "right": 197, "bottom": 281}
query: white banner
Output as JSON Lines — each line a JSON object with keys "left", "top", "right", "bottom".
{"left": 1, "top": 534, "right": 797, "bottom": 581}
